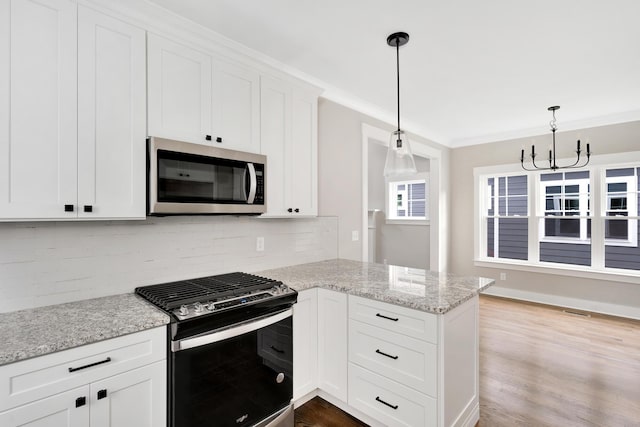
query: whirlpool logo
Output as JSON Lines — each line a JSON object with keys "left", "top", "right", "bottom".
{"left": 236, "top": 414, "right": 249, "bottom": 424}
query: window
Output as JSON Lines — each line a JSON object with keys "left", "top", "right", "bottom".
{"left": 475, "top": 155, "right": 640, "bottom": 276}
{"left": 387, "top": 178, "right": 428, "bottom": 221}
{"left": 485, "top": 174, "right": 528, "bottom": 260}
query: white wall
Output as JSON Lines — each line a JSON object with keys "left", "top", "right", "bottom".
{"left": 0, "top": 216, "right": 337, "bottom": 312}
{"left": 450, "top": 120, "right": 640, "bottom": 318}
{"left": 368, "top": 141, "right": 430, "bottom": 269}
{"left": 318, "top": 98, "right": 447, "bottom": 263}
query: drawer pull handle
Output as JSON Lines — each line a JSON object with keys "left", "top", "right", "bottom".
{"left": 376, "top": 313, "right": 399, "bottom": 322}
{"left": 375, "top": 349, "right": 399, "bottom": 360}
{"left": 68, "top": 357, "right": 112, "bottom": 373}
{"left": 75, "top": 396, "right": 86, "bottom": 408}
{"left": 375, "top": 396, "right": 398, "bottom": 410}
{"left": 97, "top": 389, "right": 108, "bottom": 400}
{"left": 270, "top": 345, "right": 285, "bottom": 354}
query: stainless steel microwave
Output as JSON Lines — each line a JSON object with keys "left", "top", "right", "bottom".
{"left": 147, "top": 137, "right": 266, "bottom": 215}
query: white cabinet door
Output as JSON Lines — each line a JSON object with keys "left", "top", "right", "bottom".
{"left": 213, "top": 60, "right": 260, "bottom": 153}
{"left": 260, "top": 76, "right": 318, "bottom": 217}
{"left": 293, "top": 288, "right": 318, "bottom": 401}
{"left": 317, "top": 289, "right": 348, "bottom": 402}
{"left": 90, "top": 361, "right": 166, "bottom": 427}
{"left": 147, "top": 34, "right": 212, "bottom": 145}
{"left": 260, "top": 75, "right": 291, "bottom": 216}
{"left": 0, "top": 386, "right": 89, "bottom": 427}
{"left": 291, "top": 90, "right": 318, "bottom": 216}
{"left": 77, "top": 6, "right": 146, "bottom": 219}
{"left": 0, "top": 0, "right": 77, "bottom": 219}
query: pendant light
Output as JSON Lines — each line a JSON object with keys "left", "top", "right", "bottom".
{"left": 383, "top": 32, "right": 417, "bottom": 177}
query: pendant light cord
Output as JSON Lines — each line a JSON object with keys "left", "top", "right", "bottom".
{"left": 396, "top": 41, "right": 401, "bottom": 134}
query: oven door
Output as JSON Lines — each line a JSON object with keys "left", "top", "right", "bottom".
{"left": 170, "top": 309, "right": 293, "bottom": 427}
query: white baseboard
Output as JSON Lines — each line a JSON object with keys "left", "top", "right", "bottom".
{"left": 483, "top": 286, "right": 640, "bottom": 320}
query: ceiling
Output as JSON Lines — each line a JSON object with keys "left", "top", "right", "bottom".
{"left": 146, "top": 0, "right": 640, "bottom": 147}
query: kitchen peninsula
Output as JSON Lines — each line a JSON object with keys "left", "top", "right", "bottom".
{"left": 257, "top": 259, "right": 494, "bottom": 427}
{"left": 0, "top": 259, "right": 492, "bottom": 427}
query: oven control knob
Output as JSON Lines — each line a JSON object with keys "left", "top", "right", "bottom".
{"left": 207, "top": 302, "right": 216, "bottom": 311}
{"left": 179, "top": 305, "right": 189, "bottom": 316}
{"left": 194, "top": 302, "right": 204, "bottom": 313}
{"left": 276, "top": 373, "right": 285, "bottom": 384}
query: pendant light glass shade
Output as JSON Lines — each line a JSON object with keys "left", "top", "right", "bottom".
{"left": 383, "top": 31, "right": 417, "bottom": 177}
{"left": 384, "top": 130, "right": 417, "bottom": 177}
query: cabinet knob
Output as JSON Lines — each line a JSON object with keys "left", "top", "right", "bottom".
{"left": 205, "top": 135, "right": 212, "bottom": 141}
{"left": 216, "top": 137, "right": 222, "bottom": 143}
{"left": 294, "top": 208, "right": 300, "bottom": 213}
{"left": 75, "top": 397, "right": 86, "bottom": 408}
{"left": 64, "top": 204, "right": 74, "bottom": 212}
{"left": 97, "top": 389, "right": 108, "bottom": 400}
{"left": 83, "top": 205, "right": 93, "bottom": 213}
{"left": 287, "top": 208, "right": 293, "bottom": 213}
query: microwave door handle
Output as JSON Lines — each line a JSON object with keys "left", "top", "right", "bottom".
{"left": 246, "top": 163, "right": 257, "bottom": 204}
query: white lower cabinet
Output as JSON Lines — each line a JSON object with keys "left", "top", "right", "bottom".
{"left": 293, "top": 288, "right": 318, "bottom": 401}
{"left": 0, "top": 327, "right": 166, "bottom": 427}
{"left": 317, "top": 289, "right": 348, "bottom": 402}
{"left": 348, "top": 295, "right": 439, "bottom": 427}
{"left": 293, "top": 291, "right": 480, "bottom": 427}
{"left": 89, "top": 362, "right": 165, "bottom": 427}
{"left": 0, "top": 386, "right": 89, "bottom": 427}
{"left": 349, "top": 364, "right": 437, "bottom": 427}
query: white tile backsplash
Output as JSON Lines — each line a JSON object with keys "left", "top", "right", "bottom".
{"left": 0, "top": 216, "right": 338, "bottom": 312}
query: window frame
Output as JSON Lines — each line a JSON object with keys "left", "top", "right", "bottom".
{"left": 385, "top": 173, "right": 429, "bottom": 225}
{"left": 538, "top": 175, "right": 591, "bottom": 245}
{"left": 473, "top": 151, "right": 640, "bottom": 281}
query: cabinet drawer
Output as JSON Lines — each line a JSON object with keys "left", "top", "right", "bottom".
{"left": 348, "top": 363, "right": 436, "bottom": 427}
{"left": 349, "top": 320, "right": 437, "bottom": 397}
{"left": 0, "top": 327, "right": 165, "bottom": 412}
{"left": 349, "top": 295, "right": 438, "bottom": 344}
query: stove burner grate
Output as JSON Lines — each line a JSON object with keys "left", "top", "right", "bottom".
{"left": 135, "top": 272, "right": 282, "bottom": 311}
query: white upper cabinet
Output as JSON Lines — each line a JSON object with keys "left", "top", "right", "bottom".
{"left": 0, "top": 1, "right": 146, "bottom": 220}
{"left": 260, "top": 75, "right": 318, "bottom": 217}
{"left": 147, "top": 34, "right": 212, "bottom": 145}
{"left": 147, "top": 34, "right": 260, "bottom": 153}
{"left": 213, "top": 60, "right": 260, "bottom": 154}
{"left": 0, "top": 0, "right": 78, "bottom": 220}
{"left": 77, "top": 5, "right": 146, "bottom": 219}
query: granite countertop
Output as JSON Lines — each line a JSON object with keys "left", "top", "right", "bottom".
{"left": 0, "top": 294, "right": 170, "bottom": 366}
{"left": 256, "top": 259, "right": 495, "bottom": 314}
{"left": 0, "top": 259, "right": 492, "bottom": 367}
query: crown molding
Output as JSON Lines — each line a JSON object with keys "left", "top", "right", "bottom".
{"left": 449, "top": 109, "right": 640, "bottom": 148}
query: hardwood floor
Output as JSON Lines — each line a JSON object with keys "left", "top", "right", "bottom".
{"left": 295, "top": 397, "right": 368, "bottom": 427}
{"left": 479, "top": 295, "right": 640, "bottom": 427}
{"left": 295, "top": 296, "right": 640, "bottom": 426}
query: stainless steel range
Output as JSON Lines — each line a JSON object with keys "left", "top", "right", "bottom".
{"left": 135, "top": 272, "right": 297, "bottom": 427}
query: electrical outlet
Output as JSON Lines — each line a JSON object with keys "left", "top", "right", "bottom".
{"left": 500, "top": 272, "right": 507, "bottom": 281}
{"left": 352, "top": 230, "right": 359, "bottom": 241}
{"left": 256, "top": 237, "right": 264, "bottom": 252}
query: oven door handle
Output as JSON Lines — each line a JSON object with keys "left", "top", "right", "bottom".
{"left": 171, "top": 308, "right": 292, "bottom": 352}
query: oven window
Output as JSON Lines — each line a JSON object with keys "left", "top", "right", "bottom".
{"left": 157, "top": 150, "right": 248, "bottom": 203}
{"left": 171, "top": 316, "right": 293, "bottom": 427}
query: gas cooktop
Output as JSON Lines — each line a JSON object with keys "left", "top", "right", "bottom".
{"left": 135, "top": 272, "right": 296, "bottom": 321}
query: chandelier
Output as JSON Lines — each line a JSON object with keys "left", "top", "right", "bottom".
{"left": 520, "top": 106, "right": 591, "bottom": 171}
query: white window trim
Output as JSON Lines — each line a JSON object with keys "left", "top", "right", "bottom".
{"left": 473, "top": 151, "right": 640, "bottom": 281}
{"left": 385, "top": 172, "right": 429, "bottom": 222}
{"left": 603, "top": 174, "right": 638, "bottom": 247}
{"left": 538, "top": 176, "right": 590, "bottom": 243}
